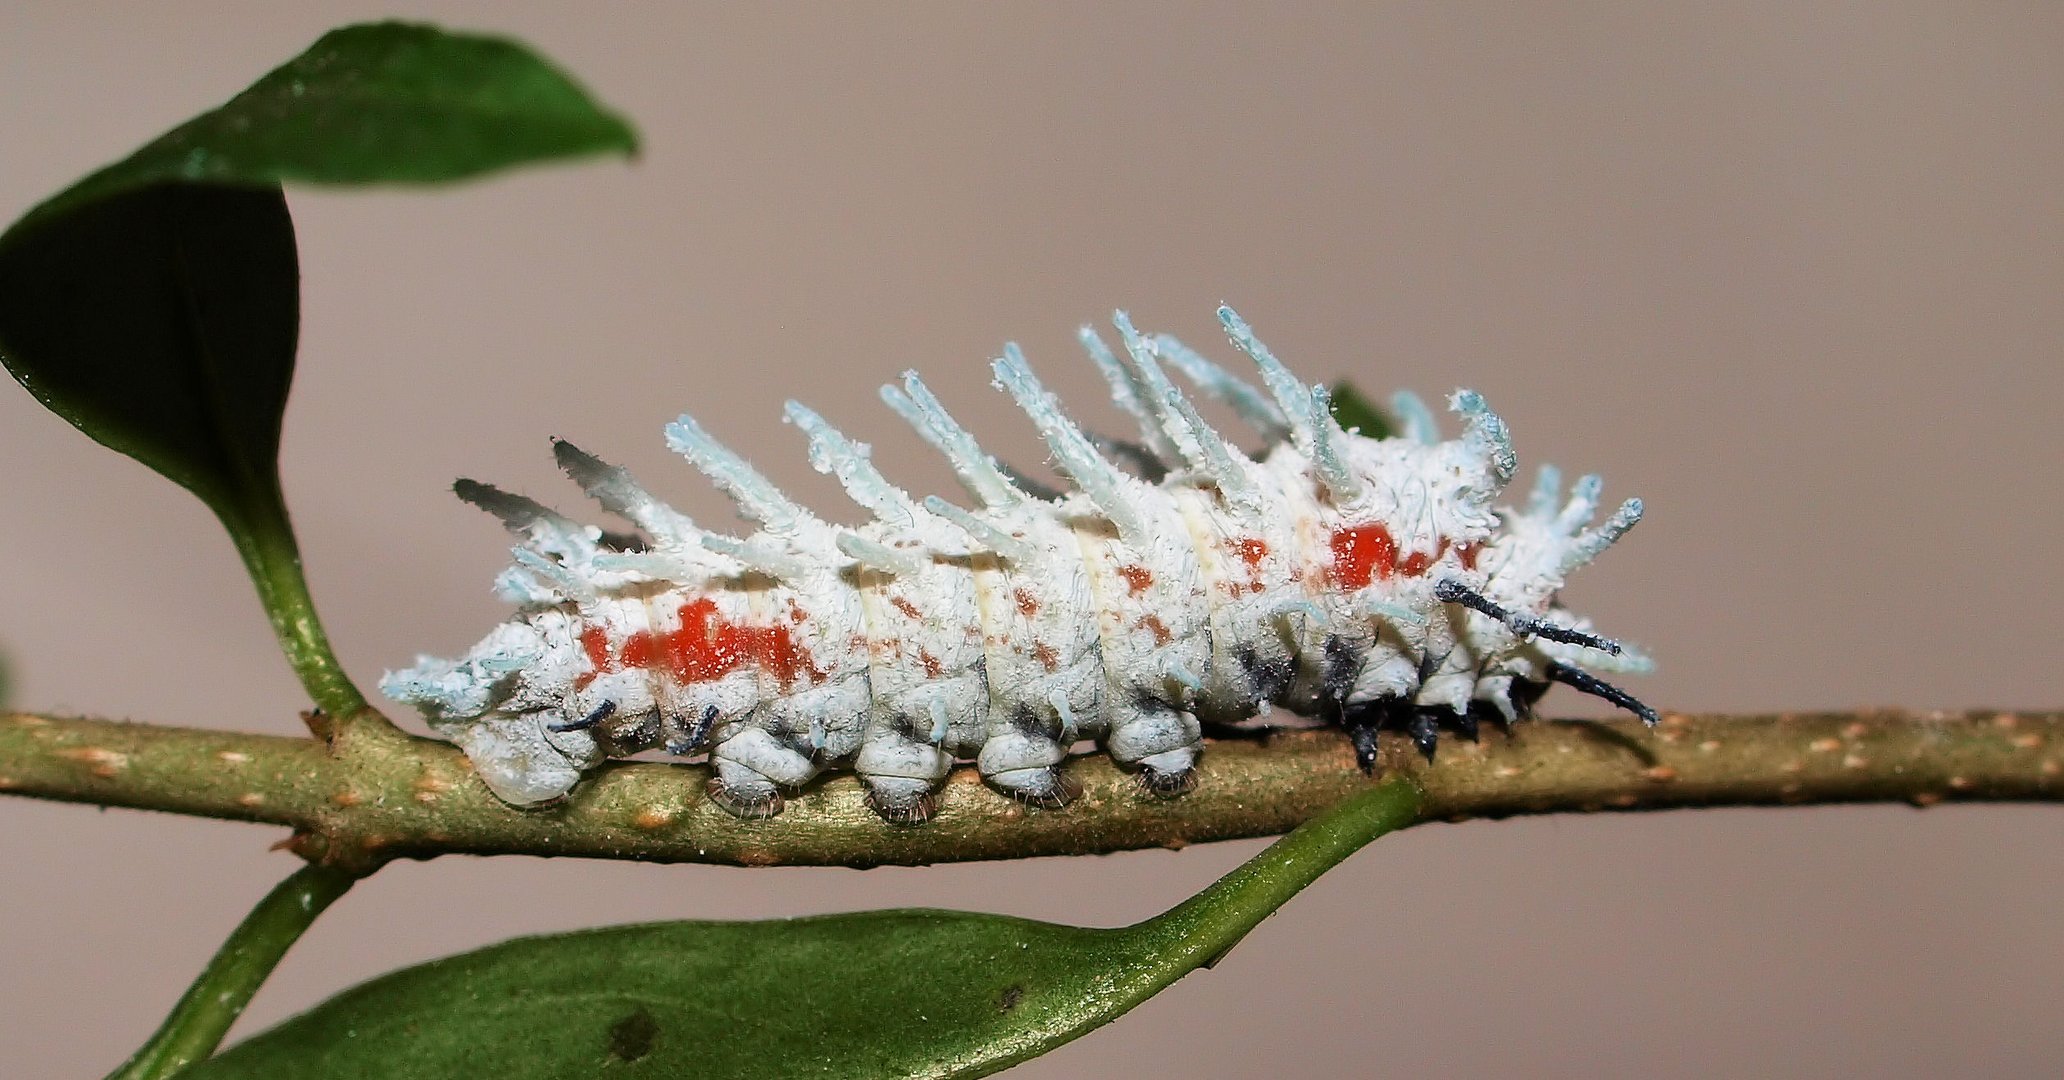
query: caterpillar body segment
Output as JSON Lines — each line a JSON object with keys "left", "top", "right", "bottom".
{"left": 383, "top": 309, "right": 1655, "bottom": 819}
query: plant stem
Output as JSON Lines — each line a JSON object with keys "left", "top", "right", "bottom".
{"left": 927, "top": 780, "right": 1425, "bottom": 1078}
{"left": 2, "top": 708, "right": 2056, "bottom": 869}
{"left": 219, "top": 481, "right": 370, "bottom": 725}
{"left": 1134, "top": 778, "right": 1423, "bottom": 966}
{"left": 105, "top": 862, "right": 358, "bottom": 1080}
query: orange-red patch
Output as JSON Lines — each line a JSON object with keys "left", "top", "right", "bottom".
{"left": 1329, "top": 523, "right": 1452, "bottom": 588}
{"left": 1396, "top": 545, "right": 1442, "bottom": 578}
{"left": 1232, "top": 538, "right": 1269, "bottom": 570}
{"left": 1032, "top": 641, "right": 1060, "bottom": 672}
{"left": 1013, "top": 587, "right": 1041, "bottom": 616}
{"left": 1139, "top": 615, "right": 1173, "bottom": 646}
{"left": 891, "top": 596, "right": 922, "bottom": 620}
{"left": 1117, "top": 564, "right": 1154, "bottom": 595}
{"left": 591, "top": 597, "right": 822, "bottom": 691}
{"left": 577, "top": 624, "right": 612, "bottom": 690}
{"left": 1328, "top": 523, "right": 1399, "bottom": 589}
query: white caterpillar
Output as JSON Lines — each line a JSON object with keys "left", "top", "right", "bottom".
{"left": 383, "top": 307, "right": 1654, "bottom": 822}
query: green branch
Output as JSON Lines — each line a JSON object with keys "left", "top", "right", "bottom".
{"left": 106, "top": 862, "right": 358, "bottom": 1080}
{"left": 894, "top": 780, "right": 1428, "bottom": 1077}
{"left": 220, "top": 480, "right": 369, "bottom": 725}
{"left": 2, "top": 708, "right": 2056, "bottom": 870}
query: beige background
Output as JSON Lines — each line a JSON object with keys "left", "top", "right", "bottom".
{"left": 3, "top": 3, "right": 2061, "bottom": 1076}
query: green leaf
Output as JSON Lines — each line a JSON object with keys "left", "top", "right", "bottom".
{"left": 1327, "top": 380, "right": 1394, "bottom": 439}
{"left": 0, "top": 20, "right": 637, "bottom": 502}
{"left": 17, "top": 22, "right": 637, "bottom": 234}
{"left": 0, "top": 184, "right": 300, "bottom": 517}
{"left": 187, "top": 781, "right": 1422, "bottom": 1080}
{"left": 0, "top": 22, "right": 637, "bottom": 716}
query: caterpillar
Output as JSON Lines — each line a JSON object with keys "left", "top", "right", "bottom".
{"left": 382, "top": 307, "right": 1655, "bottom": 823}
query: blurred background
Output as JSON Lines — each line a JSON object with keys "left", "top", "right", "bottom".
{"left": 3, "top": 3, "right": 2061, "bottom": 1076}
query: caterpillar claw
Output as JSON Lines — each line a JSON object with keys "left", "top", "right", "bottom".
{"left": 865, "top": 783, "right": 939, "bottom": 826}
{"left": 1406, "top": 711, "right": 1442, "bottom": 763}
{"left": 996, "top": 766, "right": 1081, "bottom": 810}
{"left": 707, "top": 777, "right": 786, "bottom": 821}
{"left": 1346, "top": 723, "right": 1382, "bottom": 776}
{"left": 663, "top": 705, "right": 719, "bottom": 756}
{"left": 605, "top": 709, "right": 661, "bottom": 751}
{"left": 1135, "top": 763, "right": 1199, "bottom": 798}
{"left": 547, "top": 699, "right": 615, "bottom": 733}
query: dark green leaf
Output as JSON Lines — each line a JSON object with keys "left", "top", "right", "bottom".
{"left": 1327, "top": 380, "right": 1394, "bottom": 439}
{"left": 187, "top": 781, "right": 1422, "bottom": 1080}
{"left": 17, "top": 22, "right": 638, "bottom": 233}
{"left": 0, "top": 21, "right": 637, "bottom": 510}
{"left": 0, "top": 22, "right": 638, "bottom": 716}
{"left": 0, "top": 184, "right": 299, "bottom": 512}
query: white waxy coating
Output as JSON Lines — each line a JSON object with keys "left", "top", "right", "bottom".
{"left": 382, "top": 309, "right": 1650, "bottom": 820}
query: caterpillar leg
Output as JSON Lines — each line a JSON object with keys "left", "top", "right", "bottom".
{"left": 707, "top": 726, "right": 818, "bottom": 820}
{"left": 987, "top": 764, "right": 1081, "bottom": 808}
{"left": 452, "top": 711, "right": 598, "bottom": 806}
{"left": 863, "top": 776, "right": 942, "bottom": 825}
{"left": 856, "top": 714, "right": 952, "bottom": 825}
{"left": 707, "top": 769, "right": 784, "bottom": 820}
{"left": 1338, "top": 699, "right": 1389, "bottom": 775}
{"left": 978, "top": 709, "right": 1079, "bottom": 808}
{"left": 545, "top": 699, "right": 616, "bottom": 733}
{"left": 548, "top": 699, "right": 668, "bottom": 757}
{"left": 1338, "top": 669, "right": 1643, "bottom": 777}
{"left": 661, "top": 705, "right": 719, "bottom": 756}
{"left": 1404, "top": 710, "right": 1446, "bottom": 762}
{"left": 1337, "top": 698, "right": 1470, "bottom": 771}
{"left": 1106, "top": 700, "right": 1203, "bottom": 796}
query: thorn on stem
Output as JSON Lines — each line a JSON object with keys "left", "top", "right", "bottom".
{"left": 300, "top": 707, "right": 334, "bottom": 741}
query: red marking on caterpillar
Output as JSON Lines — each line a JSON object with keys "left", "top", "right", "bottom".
{"left": 381, "top": 306, "right": 1656, "bottom": 818}
{"left": 577, "top": 625, "right": 611, "bottom": 691}
{"left": 1396, "top": 540, "right": 1445, "bottom": 579}
{"left": 1330, "top": 524, "right": 1455, "bottom": 587}
{"left": 1328, "top": 523, "right": 1399, "bottom": 589}
{"left": 593, "top": 598, "right": 821, "bottom": 691}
